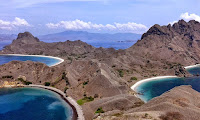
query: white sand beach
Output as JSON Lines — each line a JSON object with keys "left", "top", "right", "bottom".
{"left": 184, "top": 64, "right": 200, "bottom": 69}
{"left": 131, "top": 76, "right": 178, "bottom": 91}
{"left": 0, "top": 54, "right": 64, "bottom": 67}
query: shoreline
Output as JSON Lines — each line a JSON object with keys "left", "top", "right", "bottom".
{"left": 131, "top": 76, "right": 178, "bottom": 102}
{"left": 131, "top": 64, "right": 200, "bottom": 102}
{"left": 131, "top": 76, "right": 178, "bottom": 91}
{"left": 26, "top": 85, "right": 85, "bottom": 120}
{"left": 0, "top": 54, "right": 64, "bottom": 67}
{"left": 184, "top": 64, "right": 200, "bottom": 69}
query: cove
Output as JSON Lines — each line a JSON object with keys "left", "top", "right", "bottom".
{"left": 0, "top": 54, "right": 64, "bottom": 67}
{"left": 132, "top": 66, "right": 200, "bottom": 103}
{"left": 0, "top": 87, "right": 73, "bottom": 120}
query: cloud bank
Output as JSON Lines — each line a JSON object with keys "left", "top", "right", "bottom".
{"left": 180, "top": 12, "right": 200, "bottom": 22}
{"left": 0, "top": 17, "right": 30, "bottom": 30}
{"left": 170, "top": 12, "right": 200, "bottom": 25}
{"left": 46, "top": 19, "right": 148, "bottom": 34}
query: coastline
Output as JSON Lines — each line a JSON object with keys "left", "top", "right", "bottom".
{"left": 131, "top": 64, "right": 200, "bottom": 102}
{"left": 131, "top": 76, "right": 178, "bottom": 102}
{"left": 131, "top": 76, "right": 178, "bottom": 91}
{"left": 0, "top": 54, "right": 64, "bottom": 67}
{"left": 184, "top": 64, "right": 200, "bottom": 69}
{"left": 26, "top": 84, "right": 85, "bottom": 120}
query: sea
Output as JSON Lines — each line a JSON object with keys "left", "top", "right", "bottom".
{"left": 0, "top": 87, "right": 73, "bottom": 120}
{"left": 135, "top": 67, "right": 200, "bottom": 102}
{"left": 0, "top": 55, "right": 61, "bottom": 66}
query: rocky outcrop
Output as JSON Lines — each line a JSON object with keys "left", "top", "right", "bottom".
{"left": 0, "top": 32, "right": 95, "bottom": 56}
{"left": 95, "top": 85, "right": 200, "bottom": 120}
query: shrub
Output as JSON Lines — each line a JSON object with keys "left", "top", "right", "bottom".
{"left": 95, "top": 107, "right": 104, "bottom": 113}
{"left": 44, "top": 82, "right": 51, "bottom": 86}
{"left": 77, "top": 96, "right": 94, "bottom": 105}
{"left": 18, "top": 78, "right": 32, "bottom": 85}
{"left": 64, "top": 87, "right": 68, "bottom": 93}
{"left": 2, "top": 75, "right": 13, "bottom": 79}
{"left": 130, "top": 77, "right": 137, "bottom": 81}
{"left": 83, "top": 81, "right": 88, "bottom": 85}
{"left": 117, "top": 69, "right": 124, "bottom": 77}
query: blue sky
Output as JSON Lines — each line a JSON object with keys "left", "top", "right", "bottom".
{"left": 0, "top": 0, "right": 200, "bottom": 35}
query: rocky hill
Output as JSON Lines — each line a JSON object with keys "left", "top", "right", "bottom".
{"left": 0, "top": 32, "right": 95, "bottom": 56}
{"left": 95, "top": 85, "right": 200, "bottom": 120}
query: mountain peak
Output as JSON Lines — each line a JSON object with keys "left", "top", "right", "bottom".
{"left": 15, "top": 32, "right": 40, "bottom": 44}
{"left": 141, "top": 24, "right": 170, "bottom": 39}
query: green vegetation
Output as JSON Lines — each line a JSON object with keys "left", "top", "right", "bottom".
{"left": 130, "top": 77, "right": 137, "bottom": 81}
{"left": 44, "top": 82, "right": 51, "bottom": 86}
{"left": 83, "top": 81, "right": 89, "bottom": 85}
{"left": 2, "top": 75, "right": 14, "bottom": 79}
{"left": 64, "top": 87, "right": 68, "bottom": 93}
{"left": 18, "top": 78, "right": 32, "bottom": 85}
{"left": 62, "top": 72, "right": 70, "bottom": 85}
{"left": 95, "top": 107, "right": 104, "bottom": 114}
{"left": 117, "top": 69, "right": 124, "bottom": 77}
{"left": 77, "top": 96, "right": 94, "bottom": 105}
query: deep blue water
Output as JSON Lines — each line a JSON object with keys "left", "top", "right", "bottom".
{"left": 42, "top": 40, "right": 136, "bottom": 50}
{"left": 0, "top": 87, "right": 73, "bottom": 120}
{"left": 86, "top": 41, "right": 135, "bottom": 50}
{"left": 135, "top": 67, "right": 200, "bottom": 102}
{"left": 0, "top": 55, "right": 60, "bottom": 66}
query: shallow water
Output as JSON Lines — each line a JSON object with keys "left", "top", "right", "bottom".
{"left": 135, "top": 67, "right": 200, "bottom": 102}
{"left": 0, "top": 55, "right": 61, "bottom": 66}
{"left": 0, "top": 87, "right": 73, "bottom": 120}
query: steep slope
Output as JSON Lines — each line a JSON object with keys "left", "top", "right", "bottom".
{"left": 128, "top": 20, "right": 200, "bottom": 66}
{"left": 96, "top": 85, "right": 200, "bottom": 120}
{"left": 0, "top": 32, "right": 95, "bottom": 56}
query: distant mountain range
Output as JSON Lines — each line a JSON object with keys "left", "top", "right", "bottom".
{"left": 38, "top": 31, "right": 141, "bottom": 49}
{"left": 0, "top": 34, "right": 17, "bottom": 42}
{"left": 38, "top": 31, "right": 141, "bottom": 43}
{"left": 0, "top": 31, "right": 141, "bottom": 49}
{"left": 0, "top": 34, "right": 17, "bottom": 50}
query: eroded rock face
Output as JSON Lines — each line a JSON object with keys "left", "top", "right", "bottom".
{"left": 95, "top": 86, "right": 200, "bottom": 120}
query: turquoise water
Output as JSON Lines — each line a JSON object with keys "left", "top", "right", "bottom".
{"left": 135, "top": 67, "right": 200, "bottom": 102}
{"left": 0, "top": 55, "right": 61, "bottom": 66}
{"left": 0, "top": 87, "right": 73, "bottom": 120}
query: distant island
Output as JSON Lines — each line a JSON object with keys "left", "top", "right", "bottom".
{"left": 1, "top": 20, "right": 200, "bottom": 120}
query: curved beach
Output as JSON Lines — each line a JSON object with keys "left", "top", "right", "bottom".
{"left": 131, "top": 64, "right": 200, "bottom": 102}
{"left": 27, "top": 85, "right": 85, "bottom": 120}
{"left": 0, "top": 54, "right": 64, "bottom": 67}
{"left": 184, "top": 64, "right": 200, "bottom": 69}
{"left": 131, "top": 76, "right": 178, "bottom": 91}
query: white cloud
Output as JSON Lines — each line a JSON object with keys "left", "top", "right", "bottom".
{"left": 46, "top": 19, "right": 148, "bottom": 33}
{"left": 169, "top": 12, "right": 200, "bottom": 25}
{"left": 180, "top": 12, "right": 200, "bottom": 22}
{"left": 0, "top": 17, "right": 30, "bottom": 30}
{"left": 169, "top": 20, "right": 178, "bottom": 25}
